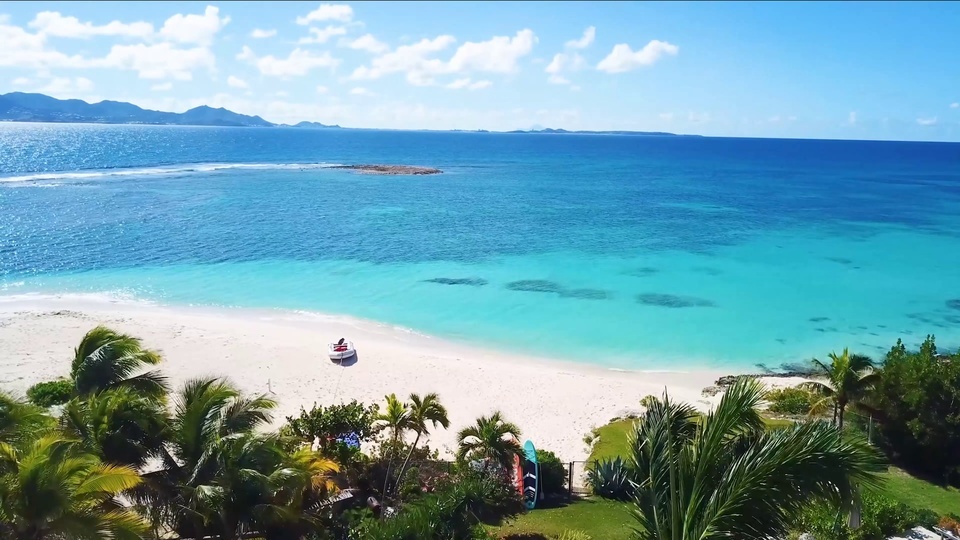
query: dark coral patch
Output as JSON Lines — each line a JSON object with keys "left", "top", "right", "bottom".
{"left": 423, "top": 277, "right": 488, "bottom": 287}
{"left": 946, "top": 299, "right": 960, "bottom": 311}
{"left": 559, "top": 288, "right": 610, "bottom": 300}
{"left": 623, "top": 266, "right": 659, "bottom": 277}
{"left": 827, "top": 257, "right": 854, "bottom": 265}
{"left": 506, "top": 280, "right": 565, "bottom": 294}
{"left": 809, "top": 317, "right": 830, "bottom": 323}
{"left": 636, "top": 293, "right": 715, "bottom": 308}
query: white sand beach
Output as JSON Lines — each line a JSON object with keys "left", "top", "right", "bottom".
{"left": 0, "top": 294, "right": 806, "bottom": 462}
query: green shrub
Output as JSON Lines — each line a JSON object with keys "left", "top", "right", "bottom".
{"left": 789, "top": 491, "right": 938, "bottom": 540}
{"left": 766, "top": 386, "right": 815, "bottom": 415}
{"left": 586, "top": 457, "right": 633, "bottom": 500}
{"left": 639, "top": 395, "right": 660, "bottom": 409}
{"left": 536, "top": 449, "right": 567, "bottom": 496}
{"left": 26, "top": 379, "right": 73, "bottom": 407}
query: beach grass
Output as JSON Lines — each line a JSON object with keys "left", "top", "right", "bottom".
{"left": 490, "top": 498, "right": 634, "bottom": 539}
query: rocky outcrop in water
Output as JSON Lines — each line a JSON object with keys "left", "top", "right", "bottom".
{"left": 330, "top": 165, "right": 442, "bottom": 175}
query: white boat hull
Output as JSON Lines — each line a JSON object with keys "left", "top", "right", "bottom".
{"left": 328, "top": 341, "right": 356, "bottom": 361}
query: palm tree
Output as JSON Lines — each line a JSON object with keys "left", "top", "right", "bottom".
{"left": 60, "top": 388, "right": 169, "bottom": 469}
{"left": 132, "top": 377, "right": 281, "bottom": 538}
{"left": 0, "top": 435, "right": 148, "bottom": 539}
{"left": 376, "top": 393, "right": 412, "bottom": 498}
{"left": 395, "top": 393, "right": 450, "bottom": 492}
{"left": 71, "top": 326, "right": 167, "bottom": 399}
{"left": 455, "top": 411, "right": 523, "bottom": 471}
{"left": 803, "top": 348, "right": 879, "bottom": 430}
{"left": 0, "top": 391, "right": 54, "bottom": 447}
{"left": 631, "top": 377, "right": 884, "bottom": 540}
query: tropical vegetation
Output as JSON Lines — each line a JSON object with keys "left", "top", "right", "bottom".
{"left": 3, "top": 325, "right": 959, "bottom": 539}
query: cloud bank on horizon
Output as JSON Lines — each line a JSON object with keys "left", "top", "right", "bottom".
{"left": 0, "top": 1, "right": 957, "bottom": 141}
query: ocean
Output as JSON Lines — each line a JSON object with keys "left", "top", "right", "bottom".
{"left": 2, "top": 122, "right": 959, "bottom": 371}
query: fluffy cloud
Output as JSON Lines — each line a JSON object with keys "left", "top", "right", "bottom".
{"left": 343, "top": 33, "right": 389, "bottom": 54}
{"left": 350, "top": 29, "right": 536, "bottom": 86}
{"left": 544, "top": 27, "right": 592, "bottom": 85}
{"left": 350, "top": 35, "right": 456, "bottom": 82}
{"left": 316, "top": 85, "right": 329, "bottom": 93}
{"left": 545, "top": 51, "right": 585, "bottom": 84}
{"left": 99, "top": 43, "right": 215, "bottom": 80}
{"left": 238, "top": 45, "right": 340, "bottom": 77}
{"left": 596, "top": 40, "right": 678, "bottom": 73}
{"left": 445, "top": 78, "right": 492, "bottom": 90}
{"left": 296, "top": 4, "right": 354, "bottom": 25}
{"left": 251, "top": 28, "right": 276, "bottom": 39}
{"left": 847, "top": 111, "right": 857, "bottom": 125}
{"left": 565, "top": 26, "right": 595, "bottom": 49}
{"left": 0, "top": 16, "right": 89, "bottom": 68}
{"left": 298, "top": 25, "right": 347, "bottom": 44}
{"left": 159, "top": 5, "right": 230, "bottom": 46}
{"left": 447, "top": 29, "right": 536, "bottom": 73}
{"left": 227, "top": 75, "right": 248, "bottom": 88}
{"left": 350, "top": 87, "right": 375, "bottom": 96}
{"left": 916, "top": 117, "right": 938, "bottom": 126}
{"left": 151, "top": 82, "right": 173, "bottom": 91}
{"left": 951, "top": 103, "right": 959, "bottom": 109}
{"left": 29, "top": 11, "right": 153, "bottom": 39}
{"left": 12, "top": 76, "right": 31, "bottom": 85}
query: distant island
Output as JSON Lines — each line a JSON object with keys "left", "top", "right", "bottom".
{"left": 0, "top": 92, "right": 689, "bottom": 135}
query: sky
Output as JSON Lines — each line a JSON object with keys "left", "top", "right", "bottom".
{"left": 0, "top": 1, "right": 958, "bottom": 141}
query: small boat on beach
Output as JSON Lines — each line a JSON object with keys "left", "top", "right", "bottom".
{"left": 328, "top": 338, "right": 355, "bottom": 361}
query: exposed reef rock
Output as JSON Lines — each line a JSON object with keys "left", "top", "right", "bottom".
{"left": 330, "top": 164, "right": 442, "bottom": 175}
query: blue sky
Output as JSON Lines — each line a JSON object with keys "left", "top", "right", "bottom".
{"left": 0, "top": 1, "right": 958, "bottom": 140}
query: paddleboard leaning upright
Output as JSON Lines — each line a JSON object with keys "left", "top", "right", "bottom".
{"left": 522, "top": 440, "right": 539, "bottom": 509}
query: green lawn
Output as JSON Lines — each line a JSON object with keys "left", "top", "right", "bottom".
{"left": 879, "top": 466, "right": 960, "bottom": 517}
{"left": 588, "top": 416, "right": 794, "bottom": 462}
{"left": 489, "top": 498, "right": 634, "bottom": 540}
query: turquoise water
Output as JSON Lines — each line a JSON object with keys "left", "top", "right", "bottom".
{"left": 2, "top": 123, "right": 959, "bottom": 370}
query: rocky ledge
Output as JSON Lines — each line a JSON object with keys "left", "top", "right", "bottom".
{"left": 330, "top": 164, "right": 442, "bottom": 175}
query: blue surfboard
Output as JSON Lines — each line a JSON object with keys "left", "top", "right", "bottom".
{"left": 522, "top": 440, "right": 539, "bottom": 509}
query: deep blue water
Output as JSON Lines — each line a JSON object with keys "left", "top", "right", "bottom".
{"left": 2, "top": 122, "right": 959, "bottom": 370}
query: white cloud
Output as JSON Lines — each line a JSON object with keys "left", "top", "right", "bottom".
{"left": 951, "top": 102, "right": 959, "bottom": 109}
{"left": 29, "top": 11, "right": 153, "bottom": 39}
{"left": 297, "top": 4, "right": 354, "bottom": 25}
{"left": 447, "top": 29, "right": 536, "bottom": 74}
{"left": 38, "top": 76, "right": 94, "bottom": 95}
{"left": 343, "top": 33, "right": 389, "bottom": 54}
{"left": 0, "top": 16, "right": 89, "bottom": 68}
{"left": 99, "top": 43, "right": 216, "bottom": 80}
{"left": 687, "top": 111, "right": 711, "bottom": 124}
{"left": 159, "top": 5, "right": 230, "bottom": 46}
{"left": 151, "top": 82, "right": 173, "bottom": 91}
{"left": 227, "top": 75, "right": 248, "bottom": 88}
{"left": 350, "top": 87, "right": 375, "bottom": 96}
{"left": 659, "top": 112, "right": 674, "bottom": 121}
{"left": 12, "top": 76, "right": 31, "bottom": 86}
{"left": 350, "top": 29, "right": 536, "bottom": 86}
{"left": 316, "top": 85, "right": 329, "bottom": 93}
{"left": 565, "top": 26, "right": 595, "bottom": 49}
{"left": 445, "top": 78, "right": 491, "bottom": 90}
{"left": 239, "top": 46, "right": 340, "bottom": 77}
{"left": 596, "top": 40, "right": 678, "bottom": 73}
{"left": 544, "top": 51, "right": 585, "bottom": 84}
{"left": 847, "top": 111, "right": 857, "bottom": 125}
{"left": 570, "top": 85, "right": 581, "bottom": 92}
{"left": 916, "top": 117, "right": 938, "bottom": 126}
{"left": 251, "top": 28, "right": 276, "bottom": 39}
{"left": 298, "top": 25, "right": 347, "bottom": 44}
{"left": 276, "top": 90, "right": 289, "bottom": 97}
{"left": 350, "top": 35, "right": 456, "bottom": 82}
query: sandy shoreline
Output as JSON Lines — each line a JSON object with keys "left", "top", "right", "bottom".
{"left": 0, "top": 294, "right": 805, "bottom": 461}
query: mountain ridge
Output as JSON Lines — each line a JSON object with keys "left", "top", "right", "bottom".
{"left": 0, "top": 92, "right": 691, "bottom": 136}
